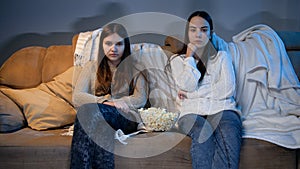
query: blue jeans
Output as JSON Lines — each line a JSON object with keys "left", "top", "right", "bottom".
{"left": 178, "top": 110, "right": 242, "bottom": 169}
{"left": 70, "top": 103, "right": 138, "bottom": 169}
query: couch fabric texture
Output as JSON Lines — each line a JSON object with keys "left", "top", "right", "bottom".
{"left": 0, "top": 31, "right": 299, "bottom": 169}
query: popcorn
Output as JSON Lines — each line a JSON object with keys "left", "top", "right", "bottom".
{"left": 138, "top": 107, "right": 179, "bottom": 131}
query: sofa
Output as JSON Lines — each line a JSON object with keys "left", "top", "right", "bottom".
{"left": 0, "top": 30, "right": 299, "bottom": 169}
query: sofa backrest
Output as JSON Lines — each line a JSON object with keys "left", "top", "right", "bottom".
{"left": 0, "top": 43, "right": 75, "bottom": 89}
{"left": 1, "top": 31, "right": 299, "bottom": 90}
{"left": 277, "top": 31, "right": 300, "bottom": 79}
{"left": 41, "top": 45, "right": 73, "bottom": 83}
{"left": 0, "top": 46, "right": 47, "bottom": 88}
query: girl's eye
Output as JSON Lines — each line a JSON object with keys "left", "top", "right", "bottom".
{"left": 105, "top": 41, "right": 113, "bottom": 46}
{"left": 201, "top": 28, "right": 208, "bottom": 32}
{"left": 116, "top": 41, "right": 124, "bottom": 46}
{"left": 189, "top": 28, "right": 196, "bottom": 32}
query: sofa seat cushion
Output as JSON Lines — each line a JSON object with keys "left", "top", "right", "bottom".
{"left": 0, "top": 128, "right": 72, "bottom": 169}
{"left": 239, "top": 138, "right": 298, "bottom": 169}
{"left": 115, "top": 132, "right": 192, "bottom": 169}
{"left": 0, "top": 128, "right": 193, "bottom": 169}
{"left": 0, "top": 127, "right": 298, "bottom": 169}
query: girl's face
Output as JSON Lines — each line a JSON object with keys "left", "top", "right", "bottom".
{"left": 188, "top": 16, "right": 211, "bottom": 49}
{"left": 103, "top": 33, "right": 125, "bottom": 66}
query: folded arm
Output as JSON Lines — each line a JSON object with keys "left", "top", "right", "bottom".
{"left": 170, "top": 55, "right": 201, "bottom": 92}
{"left": 187, "top": 52, "right": 236, "bottom": 100}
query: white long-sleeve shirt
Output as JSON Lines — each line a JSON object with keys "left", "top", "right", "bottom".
{"left": 169, "top": 51, "right": 241, "bottom": 117}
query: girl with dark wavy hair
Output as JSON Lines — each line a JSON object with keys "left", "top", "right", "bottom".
{"left": 168, "top": 11, "right": 242, "bottom": 169}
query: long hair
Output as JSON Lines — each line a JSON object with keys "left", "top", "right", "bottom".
{"left": 178, "top": 11, "right": 214, "bottom": 82}
{"left": 96, "top": 23, "right": 131, "bottom": 96}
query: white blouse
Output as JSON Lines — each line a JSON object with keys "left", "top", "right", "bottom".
{"left": 169, "top": 51, "right": 241, "bottom": 117}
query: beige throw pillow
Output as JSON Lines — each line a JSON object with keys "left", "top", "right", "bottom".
{"left": 0, "top": 87, "right": 76, "bottom": 130}
{"left": 38, "top": 66, "right": 74, "bottom": 106}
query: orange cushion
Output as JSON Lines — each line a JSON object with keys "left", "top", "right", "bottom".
{"left": 42, "top": 45, "right": 74, "bottom": 83}
{"left": 0, "top": 47, "right": 46, "bottom": 88}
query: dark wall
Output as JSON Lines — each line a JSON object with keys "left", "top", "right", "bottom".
{"left": 1, "top": 0, "right": 299, "bottom": 66}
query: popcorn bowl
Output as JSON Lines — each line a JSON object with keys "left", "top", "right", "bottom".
{"left": 138, "top": 107, "right": 179, "bottom": 132}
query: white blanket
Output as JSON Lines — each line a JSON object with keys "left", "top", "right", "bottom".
{"left": 74, "top": 28, "right": 102, "bottom": 66}
{"left": 228, "top": 24, "right": 300, "bottom": 149}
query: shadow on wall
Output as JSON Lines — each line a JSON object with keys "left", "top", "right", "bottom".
{"left": 71, "top": 2, "right": 127, "bottom": 32}
{"left": 0, "top": 1, "right": 172, "bottom": 66}
{"left": 0, "top": 2, "right": 128, "bottom": 66}
{"left": 1, "top": 3, "right": 299, "bottom": 66}
{"left": 215, "top": 11, "right": 300, "bottom": 42}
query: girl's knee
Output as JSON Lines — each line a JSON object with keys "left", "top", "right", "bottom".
{"left": 219, "top": 110, "right": 242, "bottom": 132}
{"left": 178, "top": 114, "right": 205, "bottom": 130}
{"left": 76, "top": 103, "right": 98, "bottom": 116}
{"left": 178, "top": 114, "right": 213, "bottom": 136}
{"left": 217, "top": 110, "right": 240, "bottom": 124}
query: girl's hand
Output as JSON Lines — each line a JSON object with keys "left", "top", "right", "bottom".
{"left": 178, "top": 90, "right": 187, "bottom": 100}
{"left": 186, "top": 43, "right": 198, "bottom": 58}
{"left": 104, "top": 100, "right": 130, "bottom": 113}
{"left": 103, "top": 101, "right": 115, "bottom": 107}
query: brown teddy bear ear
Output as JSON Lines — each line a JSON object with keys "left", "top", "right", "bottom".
{"left": 161, "top": 35, "right": 184, "bottom": 57}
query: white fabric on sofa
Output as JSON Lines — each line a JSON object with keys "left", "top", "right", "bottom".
{"left": 228, "top": 24, "right": 300, "bottom": 149}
